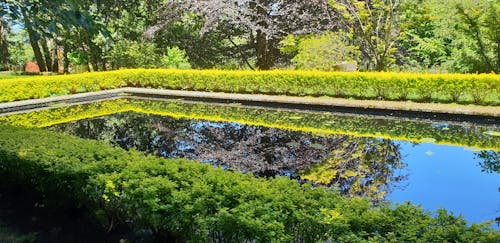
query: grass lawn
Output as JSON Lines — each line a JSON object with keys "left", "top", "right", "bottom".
{"left": 0, "top": 72, "right": 21, "bottom": 80}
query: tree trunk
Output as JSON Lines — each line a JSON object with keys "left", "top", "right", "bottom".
{"left": 375, "top": 55, "right": 385, "bottom": 71}
{"left": 41, "top": 38, "right": 53, "bottom": 72}
{"left": 89, "top": 53, "right": 98, "bottom": 71}
{"left": 63, "top": 47, "right": 69, "bottom": 73}
{"left": 255, "top": 30, "right": 271, "bottom": 70}
{"left": 253, "top": 0, "right": 273, "bottom": 70}
{"left": 51, "top": 44, "right": 58, "bottom": 72}
{"left": 21, "top": 8, "right": 46, "bottom": 72}
{"left": 85, "top": 36, "right": 99, "bottom": 72}
{"left": 101, "top": 57, "right": 107, "bottom": 71}
{"left": 0, "top": 17, "right": 10, "bottom": 70}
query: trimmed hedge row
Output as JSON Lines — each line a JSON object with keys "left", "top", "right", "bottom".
{"left": 1, "top": 99, "right": 498, "bottom": 150}
{"left": 0, "top": 124, "right": 497, "bottom": 242}
{"left": 0, "top": 69, "right": 498, "bottom": 105}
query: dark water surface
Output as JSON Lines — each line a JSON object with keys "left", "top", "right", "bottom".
{"left": 47, "top": 111, "right": 499, "bottom": 225}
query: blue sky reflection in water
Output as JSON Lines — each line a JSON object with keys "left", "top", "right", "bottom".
{"left": 46, "top": 112, "right": 499, "bottom": 225}
{"left": 388, "top": 142, "right": 499, "bottom": 225}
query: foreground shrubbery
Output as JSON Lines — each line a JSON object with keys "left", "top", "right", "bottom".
{"left": 0, "top": 69, "right": 498, "bottom": 105}
{"left": 0, "top": 124, "right": 497, "bottom": 242}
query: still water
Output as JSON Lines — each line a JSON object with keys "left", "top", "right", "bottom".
{"left": 47, "top": 111, "right": 499, "bottom": 225}
{"left": 391, "top": 143, "right": 498, "bottom": 224}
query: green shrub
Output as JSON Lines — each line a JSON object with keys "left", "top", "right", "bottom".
{"left": 107, "top": 41, "right": 162, "bottom": 69}
{"left": 67, "top": 50, "right": 90, "bottom": 66}
{"left": 0, "top": 69, "right": 498, "bottom": 105}
{"left": 0, "top": 221, "right": 37, "bottom": 243}
{"left": 161, "top": 46, "right": 191, "bottom": 69}
{"left": 0, "top": 124, "right": 498, "bottom": 241}
{"left": 286, "top": 32, "right": 359, "bottom": 71}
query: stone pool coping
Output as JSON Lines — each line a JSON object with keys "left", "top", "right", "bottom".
{"left": 0, "top": 88, "right": 499, "bottom": 119}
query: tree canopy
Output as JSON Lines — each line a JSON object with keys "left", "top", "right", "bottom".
{"left": 0, "top": 0, "right": 498, "bottom": 73}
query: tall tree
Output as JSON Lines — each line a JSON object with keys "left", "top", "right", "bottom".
{"left": 150, "top": 0, "right": 335, "bottom": 70}
{"left": 1, "top": 0, "right": 59, "bottom": 71}
{"left": 396, "top": 0, "right": 499, "bottom": 73}
{"left": 331, "top": 0, "right": 401, "bottom": 71}
{"left": 1, "top": 0, "right": 112, "bottom": 72}
{"left": 20, "top": 5, "right": 46, "bottom": 71}
{"left": 454, "top": 0, "right": 499, "bottom": 73}
{"left": 398, "top": 0, "right": 451, "bottom": 69}
{"left": 0, "top": 16, "right": 10, "bottom": 70}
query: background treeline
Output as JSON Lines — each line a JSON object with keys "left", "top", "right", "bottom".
{"left": 0, "top": 0, "right": 498, "bottom": 73}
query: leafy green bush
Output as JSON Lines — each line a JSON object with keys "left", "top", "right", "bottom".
{"left": 161, "top": 46, "right": 191, "bottom": 69}
{"left": 67, "top": 50, "right": 89, "bottom": 66}
{"left": 107, "top": 40, "right": 161, "bottom": 69}
{"left": 107, "top": 42, "right": 191, "bottom": 70}
{"left": 0, "top": 124, "right": 497, "bottom": 241}
{"left": 0, "top": 69, "right": 498, "bottom": 105}
{"left": 282, "top": 32, "right": 359, "bottom": 71}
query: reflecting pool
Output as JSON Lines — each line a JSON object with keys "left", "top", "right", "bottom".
{"left": 389, "top": 143, "right": 498, "bottom": 224}
{"left": 1, "top": 98, "right": 497, "bottom": 225}
{"left": 45, "top": 110, "right": 499, "bottom": 225}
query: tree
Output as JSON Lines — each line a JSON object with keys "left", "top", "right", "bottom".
{"left": 398, "top": 0, "right": 451, "bottom": 69}
{"left": 18, "top": 1, "right": 47, "bottom": 71}
{"left": 2, "top": 0, "right": 62, "bottom": 71}
{"left": 453, "top": 0, "right": 499, "bottom": 73}
{"left": 1, "top": 0, "right": 91, "bottom": 72}
{"left": 396, "top": 0, "right": 499, "bottom": 73}
{"left": 7, "top": 29, "right": 34, "bottom": 71}
{"left": 0, "top": 16, "right": 10, "bottom": 70}
{"left": 77, "top": 0, "right": 165, "bottom": 71}
{"left": 150, "top": 12, "right": 254, "bottom": 69}
{"left": 330, "top": 0, "right": 401, "bottom": 71}
{"left": 107, "top": 40, "right": 160, "bottom": 69}
{"left": 1, "top": 0, "right": 153, "bottom": 72}
{"left": 150, "top": 0, "right": 335, "bottom": 70}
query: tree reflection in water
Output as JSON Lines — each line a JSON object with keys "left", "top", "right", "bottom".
{"left": 475, "top": 151, "right": 500, "bottom": 174}
{"left": 48, "top": 112, "right": 408, "bottom": 200}
{"left": 474, "top": 151, "right": 500, "bottom": 226}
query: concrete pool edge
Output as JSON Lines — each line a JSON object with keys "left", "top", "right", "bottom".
{"left": 0, "top": 88, "right": 498, "bottom": 120}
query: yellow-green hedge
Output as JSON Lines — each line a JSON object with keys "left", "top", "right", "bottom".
{"left": 0, "top": 69, "right": 498, "bottom": 105}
